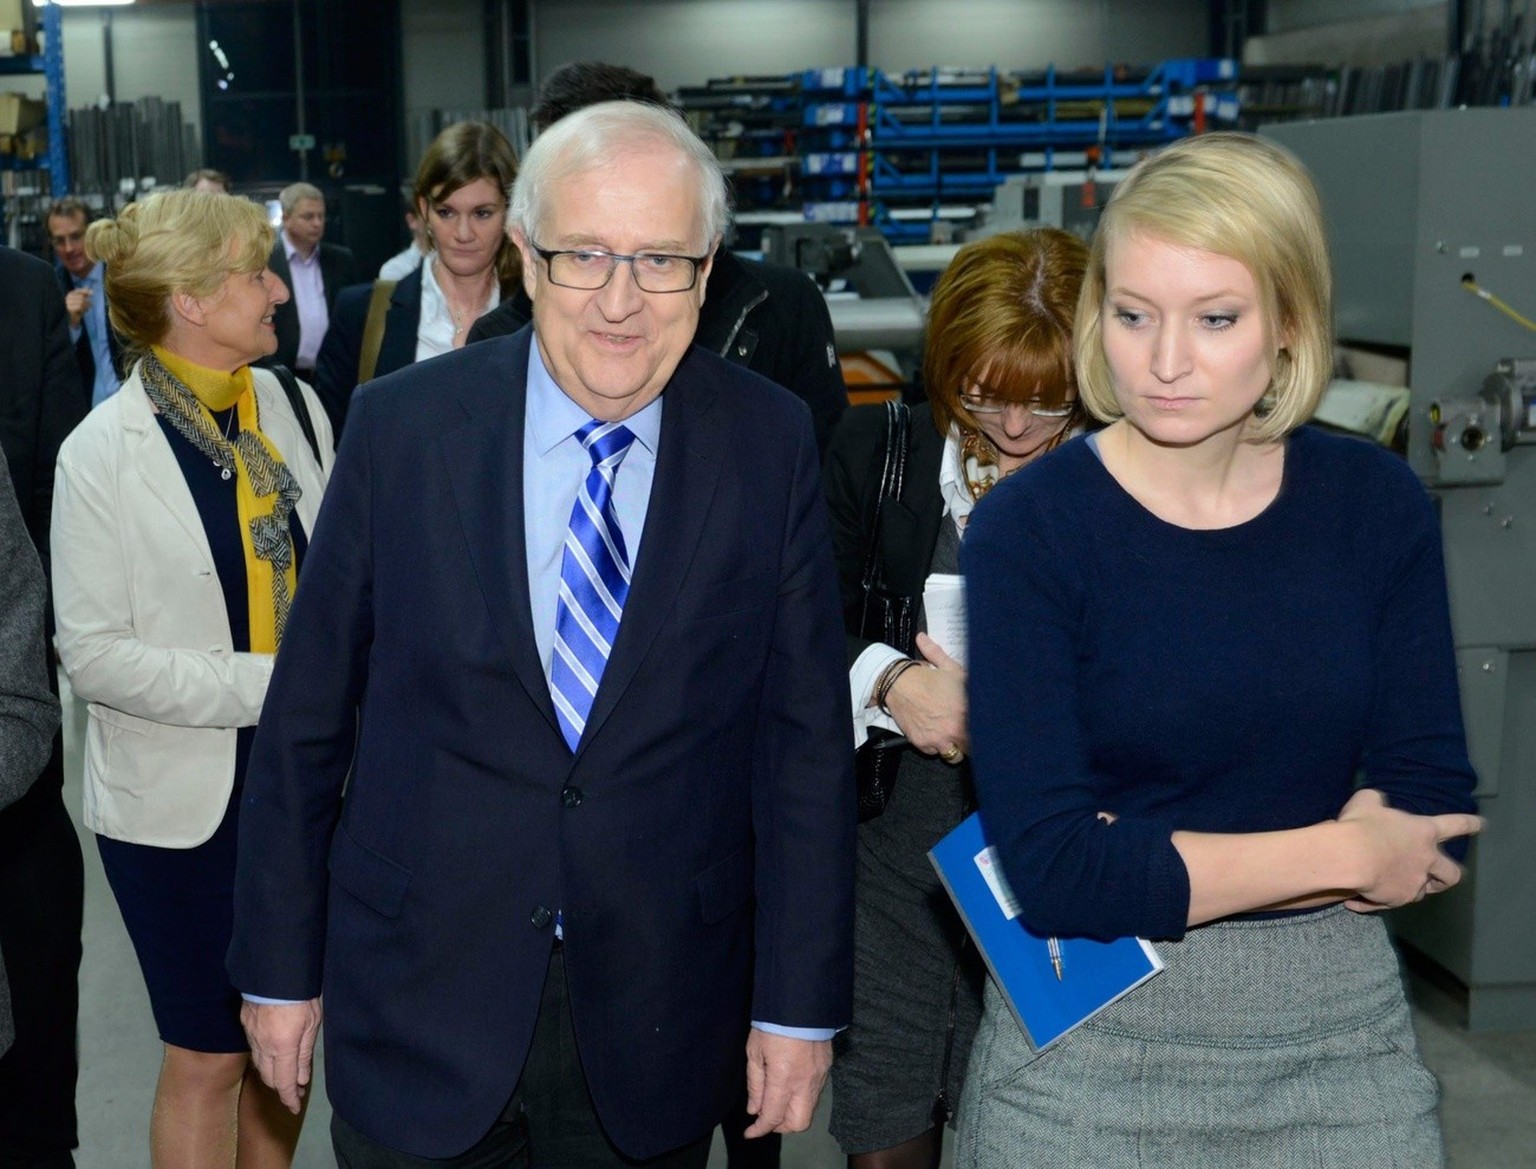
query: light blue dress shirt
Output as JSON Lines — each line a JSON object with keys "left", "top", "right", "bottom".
{"left": 69, "top": 262, "right": 118, "bottom": 407}
{"left": 522, "top": 340, "right": 661, "bottom": 677}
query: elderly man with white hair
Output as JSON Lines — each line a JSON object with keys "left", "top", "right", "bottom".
{"left": 230, "top": 101, "right": 856, "bottom": 1169}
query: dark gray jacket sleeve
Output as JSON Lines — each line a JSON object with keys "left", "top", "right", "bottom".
{"left": 0, "top": 471, "right": 59, "bottom": 811}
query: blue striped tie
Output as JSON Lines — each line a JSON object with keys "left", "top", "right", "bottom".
{"left": 551, "top": 420, "right": 637, "bottom": 751}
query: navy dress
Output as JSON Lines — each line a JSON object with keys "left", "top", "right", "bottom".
{"left": 96, "top": 407, "right": 306, "bottom": 1053}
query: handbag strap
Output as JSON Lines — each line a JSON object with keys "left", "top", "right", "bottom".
{"left": 859, "top": 398, "right": 910, "bottom": 595}
{"left": 267, "top": 363, "right": 323, "bottom": 468}
{"left": 358, "top": 278, "right": 397, "bottom": 385}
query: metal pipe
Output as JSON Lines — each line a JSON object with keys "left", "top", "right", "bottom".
{"left": 102, "top": 10, "right": 115, "bottom": 104}
{"left": 292, "top": 0, "right": 307, "bottom": 180}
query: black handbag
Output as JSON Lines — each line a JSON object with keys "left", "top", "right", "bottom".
{"left": 854, "top": 399, "right": 915, "bottom": 822}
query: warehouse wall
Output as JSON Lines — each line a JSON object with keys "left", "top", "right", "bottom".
{"left": 527, "top": 0, "right": 1207, "bottom": 94}
{"left": 1266, "top": 0, "right": 1444, "bottom": 35}
{"left": 531, "top": 0, "right": 858, "bottom": 94}
{"left": 402, "top": 0, "right": 486, "bottom": 113}
{"left": 1247, "top": 1, "right": 1449, "bottom": 66}
{"left": 15, "top": 5, "right": 201, "bottom": 135}
{"left": 27, "top": 1, "right": 1214, "bottom": 131}
{"left": 869, "top": 0, "right": 1207, "bottom": 72}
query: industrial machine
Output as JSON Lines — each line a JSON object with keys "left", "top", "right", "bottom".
{"left": 1268, "top": 109, "right": 1536, "bottom": 1030}
{"left": 760, "top": 222, "right": 928, "bottom": 357}
{"left": 761, "top": 171, "right": 1123, "bottom": 385}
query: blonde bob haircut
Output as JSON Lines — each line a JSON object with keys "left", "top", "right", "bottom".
{"left": 86, "top": 189, "right": 275, "bottom": 358}
{"left": 1074, "top": 132, "right": 1333, "bottom": 443}
{"left": 925, "top": 226, "right": 1088, "bottom": 441}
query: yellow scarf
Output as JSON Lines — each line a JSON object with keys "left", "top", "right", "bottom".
{"left": 151, "top": 346, "right": 298, "bottom": 653}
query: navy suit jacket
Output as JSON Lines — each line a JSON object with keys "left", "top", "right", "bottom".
{"left": 229, "top": 328, "right": 856, "bottom": 1159}
{"left": 312, "top": 266, "right": 423, "bottom": 443}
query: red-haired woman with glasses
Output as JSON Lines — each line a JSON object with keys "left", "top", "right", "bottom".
{"left": 823, "top": 227, "right": 1089, "bottom": 1169}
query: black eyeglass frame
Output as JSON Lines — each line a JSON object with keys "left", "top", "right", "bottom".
{"left": 530, "top": 243, "right": 712, "bottom": 293}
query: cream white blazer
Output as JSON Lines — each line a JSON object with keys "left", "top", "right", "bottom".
{"left": 52, "top": 366, "right": 333, "bottom": 847}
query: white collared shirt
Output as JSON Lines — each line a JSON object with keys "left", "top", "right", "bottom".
{"left": 416, "top": 256, "right": 501, "bottom": 362}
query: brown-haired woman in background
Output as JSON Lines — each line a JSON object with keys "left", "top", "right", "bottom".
{"left": 184, "top": 168, "right": 233, "bottom": 194}
{"left": 51, "top": 189, "right": 331, "bottom": 1167}
{"left": 823, "top": 227, "right": 1089, "bottom": 1169}
{"left": 314, "top": 119, "right": 519, "bottom": 440}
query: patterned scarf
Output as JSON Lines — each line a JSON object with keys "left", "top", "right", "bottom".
{"left": 140, "top": 347, "right": 302, "bottom": 649}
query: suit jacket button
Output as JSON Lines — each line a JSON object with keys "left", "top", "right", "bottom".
{"left": 530, "top": 905, "right": 553, "bottom": 929}
{"left": 560, "top": 786, "right": 583, "bottom": 808}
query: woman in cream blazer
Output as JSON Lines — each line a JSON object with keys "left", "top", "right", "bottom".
{"left": 51, "top": 189, "right": 331, "bottom": 1169}
{"left": 56, "top": 362, "right": 329, "bottom": 844}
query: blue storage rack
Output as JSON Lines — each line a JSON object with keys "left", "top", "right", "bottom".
{"left": 0, "top": 2, "right": 67, "bottom": 247}
{"left": 801, "top": 58, "right": 1240, "bottom": 240}
{"left": 683, "top": 59, "right": 1240, "bottom": 245}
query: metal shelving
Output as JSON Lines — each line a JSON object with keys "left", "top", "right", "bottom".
{"left": 0, "top": 2, "right": 66, "bottom": 251}
{"left": 681, "top": 58, "right": 1242, "bottom": 246}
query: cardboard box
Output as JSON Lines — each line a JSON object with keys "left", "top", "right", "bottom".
{"left": 0, "top": 92, "right": 46, "bottom": 136}
{"left": 0, "top": 0, "right": 24, "bottom": 54}
{"left": 0, "top": 0, "right": 36, "bottom": 56}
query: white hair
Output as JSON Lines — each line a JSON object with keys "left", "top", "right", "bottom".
{"left": 509, "top": 100, "right": 729, "bottom": 251}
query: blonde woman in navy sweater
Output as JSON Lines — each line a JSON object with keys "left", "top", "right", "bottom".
{"left": 960, "top": 133, "right": 1481, "bottom": 1167}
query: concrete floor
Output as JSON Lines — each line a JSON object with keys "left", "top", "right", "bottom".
{"left": 60, "top": 679, "right": 1536, "bottom": 1168}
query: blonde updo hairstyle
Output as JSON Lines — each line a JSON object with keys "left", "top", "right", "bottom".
{"left": 86, "top": 189, "right": 275, "bottom": 363}
{"left": 1073, "top": 132, "right": 1334, "bottom": 443}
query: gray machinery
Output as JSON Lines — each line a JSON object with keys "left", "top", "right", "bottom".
{"left": 1268, "top": 109, "right": 1536, "bottom": 1030}
{"left": 760, "top": 223, "right": 929, "bottom": 354}
{"left": 968, "top": 170, "right": 1123, "bottom": 242}
{"left": 760, "top": 175, "right": 1123, "bottom": 365}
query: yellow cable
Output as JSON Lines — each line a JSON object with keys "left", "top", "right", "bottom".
{"left": 1461, "top": 277, "right": 1536, "bottom": 333}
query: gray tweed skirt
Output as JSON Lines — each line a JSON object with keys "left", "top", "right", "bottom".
{"left": 957, "top": 905, "right": 1443, "bottom": 1168}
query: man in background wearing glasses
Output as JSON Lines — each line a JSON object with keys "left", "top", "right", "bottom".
{"left": 229, "top": 100, "right": 855, "bottom": 1169}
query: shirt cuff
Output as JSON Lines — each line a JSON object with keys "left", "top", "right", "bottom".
{"left": 751, "top": 1021, "right": 839, "bottom": 1041}
{"left": 850, "top": 642, "right": 906, "bottom": 749}
{"left": 241, "top": 994, "right": 305, "bottom": 1006}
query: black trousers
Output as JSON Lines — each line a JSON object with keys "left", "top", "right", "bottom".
{"left": 0, "top": 739, "right": 84, "bottom": 1169}
{"left": 332, "top": 945, "right": 714, "bottom": 1169}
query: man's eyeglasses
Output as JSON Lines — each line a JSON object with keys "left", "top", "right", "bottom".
{"left": 531, "top": 244, "right": 709, "bottom": 294}
{"left": 960, "top": 393, "right": 1075, "bottom": 419}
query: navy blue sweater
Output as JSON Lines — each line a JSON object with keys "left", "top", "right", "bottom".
{"left": 962, "top": 426, "right": 1478, "bottom": 942}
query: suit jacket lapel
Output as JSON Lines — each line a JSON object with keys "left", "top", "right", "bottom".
{"left": 578, "top": 352, "right": 726, "bottom": 752}
{"left": 439, "top": 332, "right": 560, "bottom": 734}
{"left": 378, "top": 277, "right": 422, "bottom": 378}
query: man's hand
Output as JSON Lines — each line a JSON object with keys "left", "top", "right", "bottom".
{"left": 742, "top": 1029, "right": 832, "bottom": 1138}
{"left": 240, "top": 997, "right": 323, "bottom": 1114}
{"left": 63, "top": 287, "right": 91, "bottom": 329}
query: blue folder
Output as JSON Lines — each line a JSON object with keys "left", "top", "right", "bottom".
{"left": 929, "top": 811, "right": 1163, "bottom": 1050}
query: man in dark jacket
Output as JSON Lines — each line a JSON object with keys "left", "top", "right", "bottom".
{"left": 48, "top": 198, "right": 124, "bottom": 411}
{"left": 0, "top": 245, "right": 87, "bottom": 1169}
{"left": 467, "top": 62, "right": 847, "bottom": 458}
{"left": 266, "top": 182, "right": 359, "bottom": 378}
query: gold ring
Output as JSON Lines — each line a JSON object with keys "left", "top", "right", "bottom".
{"left": 940, "top": 746, "right": 963, "bottom": 764}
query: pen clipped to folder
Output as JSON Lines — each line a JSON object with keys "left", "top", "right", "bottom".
{"left": 929, "top": 812, "right": 1164, "bottom": 1049}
